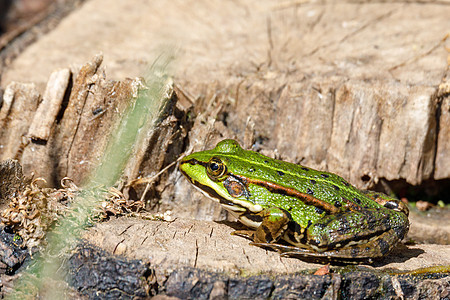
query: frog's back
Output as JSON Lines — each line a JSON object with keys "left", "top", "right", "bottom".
{"left": 213, "top": 140, "right": 380, "bottom": 210}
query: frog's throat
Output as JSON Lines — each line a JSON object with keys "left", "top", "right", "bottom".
{"left": 180, "top": 166, "right": 247, "bottom": 213}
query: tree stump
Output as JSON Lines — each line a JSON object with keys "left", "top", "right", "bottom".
{"left": 0, "top": 0, "right": 449, "bottom": 298}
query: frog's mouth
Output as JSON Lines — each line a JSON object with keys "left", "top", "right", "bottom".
{"left": 179, "top": 163, "right": 246, "bottom": 213}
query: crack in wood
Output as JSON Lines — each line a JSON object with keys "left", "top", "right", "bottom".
{"left": 140, "top": 236, "right": 148, "bottom": 246}
{"left": 118, "top": 224, "right": 134, "bottom": 236}
{"left": 194, "top": 239, "right": 199, "bottom": 268}
{"left": 306, "top": 8, "right": 395, "bottom": 57}
{"left": 112, "top": 238, "right": 125, "bottom": 254}
{"left": 243, "top": 249, "right": 251, "bottom": 265}
{"left": 389, "top": 33, "right": 449, "bottom": 73}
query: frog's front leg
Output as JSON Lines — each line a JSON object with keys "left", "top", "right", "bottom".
{"left": 232, "top": 207, "right": 290, "bottom": 243}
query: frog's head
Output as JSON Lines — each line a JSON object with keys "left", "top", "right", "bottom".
{"left": 179, "top": 140, "right": 263, "bottom": 214}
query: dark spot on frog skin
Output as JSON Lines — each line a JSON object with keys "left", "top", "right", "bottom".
{"left": 287, "top": 206, "right": 293, "bottom": 211}
{"left": 342, "top": 180, "right": 350, "bottom": 187}
{"left": 288, "top": 221, "right": 302, "bottom": 234}
{"left": 307, "top": 188, "right": 314, "bottom": 195}
{"left": 287, "top": 232, "right": 297, "bottom": 243}
{"left": 353, "top": 197, "right": 361, "bottom": 204}
{"left": 277, "top": 170, "right": 285, "bottom": 176}
{"left": 377, "top": 238, "right": 390, "bottom": 254}
{"left": 381, "top": 216, "right": 391, "bottom": 229}
{"left": 315, "top": 207, "right": 324, "bottom": 215}
{"left": 334, "top": 201, "right": 342, "bottom": 208}
{"left": 264, "top": 160, "right": 269, "bottom": 163}
{"left": 271, "top": 187, "right": 287, "bottom": 196}
{"left": 262, "top": 225, "right": 274, "bottom": 243}
{"left": 301, "top": 167, "right": 309, "bottom": 171}
{"left": 364, "top": 218, "right": 376, "bottom": 231}
{"left": 242, "top": 213, "right": 263, "bottom": 223}
{"left": 249, "top": 167, "right": 255, "bottom": 172}
{"left": 307, "top": 220, "right": 312, "bottom": 228}
{"left": 333, "top": 185, "right": 340, "bottom": 191}
{"left": 337, "top": 219, "right": 351, "bottom": 234}
{"left": 310, "top": 179, "right": 316, "bottom": 185}
{"left": 320, "top": 173, "right": 329, "bottom": 178}
{"left": 394, "top": 224, "right": 408, "bottom": 239}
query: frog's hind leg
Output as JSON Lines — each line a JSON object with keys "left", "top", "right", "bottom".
{"left": 278, "top": 229, "right": 402, "bottom": 264}
{"left": 248, "top": 242, "right": 374, "bottom": 264}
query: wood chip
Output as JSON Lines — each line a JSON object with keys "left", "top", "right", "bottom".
{"left": 28, "top": 68, "right": 71, "bottom": 141}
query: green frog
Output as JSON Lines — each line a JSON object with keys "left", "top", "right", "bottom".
{"left": 179, "top": 139, "right": 409, "bottom": 263}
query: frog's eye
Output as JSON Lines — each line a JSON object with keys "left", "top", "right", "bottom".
{"left": 384, "top": 200, "right": 409, "bottom": 216}
{"left": 207, "top": 157, "right": 227, "bottom": 179}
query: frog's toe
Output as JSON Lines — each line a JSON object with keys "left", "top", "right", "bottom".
{"left": 249, "top": 242, "right": 299, "bottom": 254}
{"left": 231, "top": 230, "right": 255, "bottom": 240}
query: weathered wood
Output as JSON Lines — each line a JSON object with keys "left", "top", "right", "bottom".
{"left": 54, "top": 54, "right": 104, "bottom": 183}
{"left": 6, "top": 55, "right": 188, "bottom": 188}
{"left": 67, "top": 242, "right": 155, "bottom": 299}
{"left": 0, "top": 159, "right": 24, "bottom": 211}
{"left": 160, "top": 266, "right": 450, "bottom": 300}
{"left": 435, "top": 70, "right": 450, "bottom": 180}
{"left": 0, "top": 82, "right": 40, "bottom": 160}
{"left": 28, "top": 68, "right": 71, "bottom": 142}
{"left": 329, "top": 83, "right": 437, "bottom": 186}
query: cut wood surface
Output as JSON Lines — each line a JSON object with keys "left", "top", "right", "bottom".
{"left": 83, "top": 217, "right": 450, "bottom": 274}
